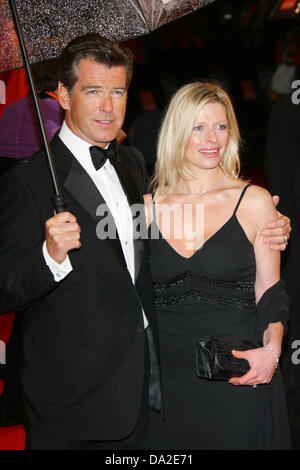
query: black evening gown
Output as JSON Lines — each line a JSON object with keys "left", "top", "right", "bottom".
{"left": 148, "top": 186, "right": 291, "bottom": 450}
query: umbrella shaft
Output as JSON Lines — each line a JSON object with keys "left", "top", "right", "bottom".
{"left": 9, "top": 0, "right": 63, "bottom": 202}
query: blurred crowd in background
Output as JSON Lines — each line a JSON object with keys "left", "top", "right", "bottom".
{"left": 123, "top": 0, "right": 300, "bottom": 178}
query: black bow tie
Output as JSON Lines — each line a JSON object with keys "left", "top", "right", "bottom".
{"left": 89, "top": 139, "right": 118, "bottom": 170}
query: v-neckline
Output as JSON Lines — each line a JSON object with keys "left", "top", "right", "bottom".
{"left": 152, "top": 214, "right": 235, "bottom": 260}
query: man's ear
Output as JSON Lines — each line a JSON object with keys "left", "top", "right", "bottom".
{"left": 58, "top": 81, "right": 71, "bottom": 111}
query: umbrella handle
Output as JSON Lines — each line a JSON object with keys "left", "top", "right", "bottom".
{"left": 52, "top": 194, "right": 68, "bottom": 214}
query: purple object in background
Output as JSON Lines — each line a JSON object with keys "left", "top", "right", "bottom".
{"left": 0, "top": 94, "right": 64, "bottom": 158}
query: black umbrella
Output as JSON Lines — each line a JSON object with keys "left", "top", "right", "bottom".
{"left": 1, "top": 0, "right": 215, "bottom": 211}
{"left": 1, "top": 0, "right": 215, "bottom": 72}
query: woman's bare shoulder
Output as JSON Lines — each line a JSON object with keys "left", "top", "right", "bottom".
{"left": 244, "top": 184, "right": 274, "bottom": 206}
{"left": 239, "top": 183, "right": 277, "bottom": 224}
{"left": 226, "top": 178, "right": 273, "bottom": 204}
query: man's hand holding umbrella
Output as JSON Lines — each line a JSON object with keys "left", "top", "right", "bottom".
{"left": 46, "top": 212, "right": 81, "bottom": 264}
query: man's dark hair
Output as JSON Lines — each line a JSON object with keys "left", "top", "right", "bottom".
{"left": 32, "top": 58, "right": 60, "bottom": 93}
{"left": 59, "top": 34, "right": 133, "bottom": 91}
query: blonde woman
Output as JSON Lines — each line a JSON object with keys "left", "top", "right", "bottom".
{"left": 144, "top": 82, "right": 290, "bottom": 449}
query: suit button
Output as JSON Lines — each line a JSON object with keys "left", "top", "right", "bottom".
{"left": 137, "top": 326, "right": 143, "bottom": 333}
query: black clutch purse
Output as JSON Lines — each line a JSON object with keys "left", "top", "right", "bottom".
{"left": 196, "top": 336, "right": 261, "bottom": 381}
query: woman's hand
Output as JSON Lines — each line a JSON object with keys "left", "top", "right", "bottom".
{"left": 228, "top": 346, "right": 278, "bottom": 387}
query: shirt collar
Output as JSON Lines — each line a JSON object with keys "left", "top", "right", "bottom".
{"left": 58, "top": 121, "right": 111, "bottom": 174}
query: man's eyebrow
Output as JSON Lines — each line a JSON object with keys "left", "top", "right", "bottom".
{"left": 81, "top": 85, "right": 127, "bottom": 91}
{"left": 81, "top": 85, "right": 103, "bottom": 91}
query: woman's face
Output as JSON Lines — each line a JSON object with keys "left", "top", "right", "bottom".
{"left": 184, "top": 101, "right": 229, "bottom": 172}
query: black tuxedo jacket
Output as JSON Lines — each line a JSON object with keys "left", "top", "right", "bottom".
{"left": 0, "top": 134, "right": 158, "bottom": 440}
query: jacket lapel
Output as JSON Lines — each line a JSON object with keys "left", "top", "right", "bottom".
{"left": 64, "top": 157, "right": 102, "bottom": 222}
{"left": 51, "top": 135, "right": 126, "bottom": 267}
{"left": 113, "top": 159, "right": 146, "bottom": 283}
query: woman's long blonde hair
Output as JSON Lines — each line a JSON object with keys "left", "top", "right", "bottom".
{"left": 152, "top": 81, "right": 241, "bottom": 198}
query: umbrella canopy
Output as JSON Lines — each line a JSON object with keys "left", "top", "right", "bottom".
{"left": 0, "top": 0, "right": 215, "bottom": 73}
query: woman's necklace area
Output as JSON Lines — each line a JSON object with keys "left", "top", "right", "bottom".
{"left": 178, "top": 174, "right": 226, "bottom": 197}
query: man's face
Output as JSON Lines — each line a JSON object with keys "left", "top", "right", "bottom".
{"left": 58, "top": 57, "right": 127, "bottom": 147}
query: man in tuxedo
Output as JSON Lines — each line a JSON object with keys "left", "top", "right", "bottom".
{"left": 0, "top": 34, "right": 291, "bottom": 450}
{"left": 0, "top": 34, "right": 161, "bottom": 450}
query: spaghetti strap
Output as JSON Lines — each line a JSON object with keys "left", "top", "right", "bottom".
{"left": 233, "top": 184, "right": 251, "bottom": 215}
{"left": 151, "top": 192, "right": 157, "bottom": 223}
